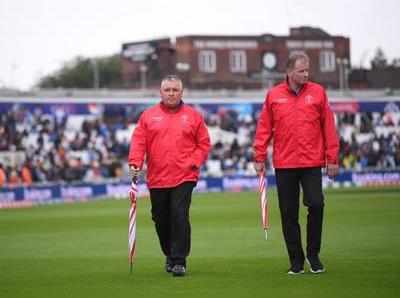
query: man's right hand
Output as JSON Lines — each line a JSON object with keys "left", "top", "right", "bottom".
{"left": 326, "top": 163, "right": 339, "bottom": 178}
{"left": 129, "top": 165, "right": 140, "bottom": 179}
{"left": 254, "top": 162, "right": 265, "bottom": 176}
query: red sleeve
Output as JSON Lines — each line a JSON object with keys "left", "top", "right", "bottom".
{"left": 321, "top": 91, "right": 339, "bottom": 164}
{"left": 128, "top": 112, "right": 147, "bottom": 169}
{"left": 253, "top": 93, "right": 273, "bottom": 162}
{"left": 191, "top": 113, "right": 211, "bottom": 168}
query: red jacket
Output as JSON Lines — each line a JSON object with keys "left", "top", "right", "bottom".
{"left": 253, "top": 81, "right": 339, "bottom": 168}
{"left": 129, "top": 102, "right": 211, "bottom": 188}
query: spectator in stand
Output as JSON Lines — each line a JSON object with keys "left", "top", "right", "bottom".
{"left": 7, "top": 168, "right": 21, "bottom": 186}
{"left": 21, "top": 161, "right": 33, "bottom": 186}
{"left": 0, "top": 163, "right": 6, "bottom": 186}
{"left": 0, "top": 125, "right": 9, "bottom": 151}
{"left": 64, "top": 158, "right": 86, "bottom": 182}
{"left": 84, "top": 161, "right": 103, "bottom": 182}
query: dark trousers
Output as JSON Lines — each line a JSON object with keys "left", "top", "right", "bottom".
{"left": 275, "top": 167, "right": 324, "bottom": 267}
{"left": 149, "top": 181, "right": 195, "bottom": 266}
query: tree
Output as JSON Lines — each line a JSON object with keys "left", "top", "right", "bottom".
{"left": 370, "top": 47, "right": 388, "bottom": 69}
{"left": 37, "top": 54, "right": 122, "bottom": 89}
{"left": 391, "top": 58, "right": 400, "bottom": 68}
{"left": 97, "top": 55, "right": 122, "bottom": 88}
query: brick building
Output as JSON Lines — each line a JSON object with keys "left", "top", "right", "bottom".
{"left": 121, "top": 27, "right": 350, "bottom": 90}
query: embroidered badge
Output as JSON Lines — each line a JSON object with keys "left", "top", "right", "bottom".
{"left": 181, "top": 114, "right": 189, "bottom": 123}
{"left": 304, "top": 95, "right": 314, "bottom": 104}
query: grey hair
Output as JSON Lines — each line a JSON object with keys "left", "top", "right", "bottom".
{"left": 286, "top": 52, "right": 309, "bottom": 71}
{"left": 161, "top": 75, "right": 183, "bottom": 88}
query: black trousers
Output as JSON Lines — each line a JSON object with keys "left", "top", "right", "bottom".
{"left": 275, "top": 167, "right": 324, "bottom": 267}
{"left": 149, "top": 181, "right": 196, "bottom": 266}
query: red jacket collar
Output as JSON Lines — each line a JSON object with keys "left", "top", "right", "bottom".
{"left": 284, "top": 77, "right": 307, "bottom": 96}
{"left": 159, "top": 100, "right": 184, "bottom": 113}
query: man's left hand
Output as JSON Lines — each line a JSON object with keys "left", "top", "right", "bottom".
{"left": 129, "top": 165, "right": 140, "bottom": 179}
{"left": 326, "top": 164, "right": 339, "bottom": 178}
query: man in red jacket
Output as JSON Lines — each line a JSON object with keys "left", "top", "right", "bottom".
{"left": 253, "top": 53, "right": 339, "bottom": 275}
{"left": 128, "top": 75, "right": 211, "bottom": 277}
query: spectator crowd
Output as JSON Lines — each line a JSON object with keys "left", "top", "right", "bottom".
{"left": 0, "top": 102, "right": 399, "bottom": 187}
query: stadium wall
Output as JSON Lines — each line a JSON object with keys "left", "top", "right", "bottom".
{"left": 1, "top": 170, "right": 399, "bottom": 209}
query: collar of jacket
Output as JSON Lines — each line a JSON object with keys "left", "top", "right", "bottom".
{"left": 159, "top": 100, "right": 184, "bottom": 113}
{"left": 284, "top": 76, "right": 307, "bottom": 96}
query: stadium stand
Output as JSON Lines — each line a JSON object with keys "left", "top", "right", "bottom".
{"left": 0, "top": 96, "right": 399, "bottom": 187}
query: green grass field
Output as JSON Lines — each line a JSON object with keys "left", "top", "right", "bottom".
{"left": 1, "top": 187, "right": 399, "bottom": 298}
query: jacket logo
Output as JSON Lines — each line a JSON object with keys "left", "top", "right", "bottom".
{"left": 151, "top": 116, "right": 163, "bottom": 122}
{"left": 181, "top": 114, "right": 189, "bottom": 123}
{"left": 304, "top": 95, "right": 314, "bottom": 104}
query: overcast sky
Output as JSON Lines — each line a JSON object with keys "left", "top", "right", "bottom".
{"left": 1, "top": 0, "right": 399, "bottom": 90}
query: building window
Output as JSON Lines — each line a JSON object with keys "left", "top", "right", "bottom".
{"left": 320, "top": 51, "right": 336, "bottom": 72}
{"left": 230, "top": 50, "right": 247, "bottom": 73}
{"left": 198, "top": 50, "right": 216, "bottom": 73}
